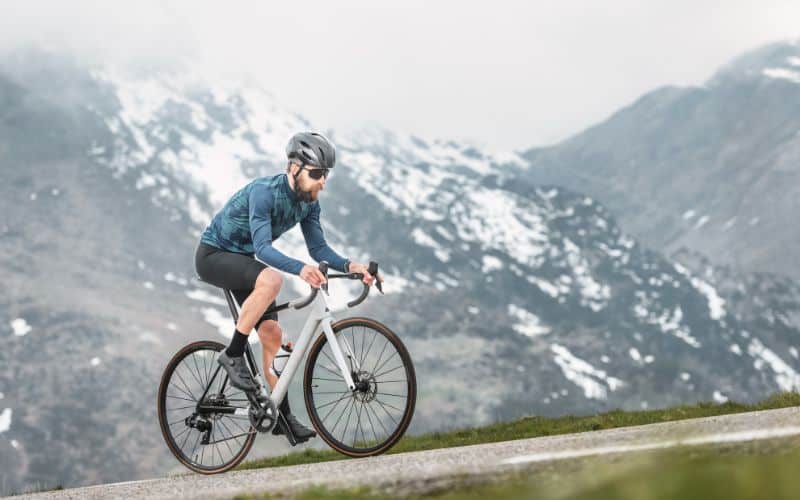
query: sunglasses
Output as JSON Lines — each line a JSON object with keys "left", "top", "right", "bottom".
{"left": 304, "top": 167, "right": 330, "bottom": 180}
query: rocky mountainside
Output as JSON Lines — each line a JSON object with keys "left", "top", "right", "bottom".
{"left": 517, "top": 40, "right": 800, "bottom": 279}
{"left": 1, "top": 47, "right": 799, "bottom": 494}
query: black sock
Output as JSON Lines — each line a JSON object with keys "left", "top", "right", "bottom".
{"left": 226, "top": 329, "right": 248, "bottom": 357}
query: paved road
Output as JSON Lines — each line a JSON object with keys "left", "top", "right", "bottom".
{"left": 9, "top": 406, "right": 800, "bottom": 499}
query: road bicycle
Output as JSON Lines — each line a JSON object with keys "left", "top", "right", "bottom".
{"left": 157, "top": 262, "right": 417, "bottom": 473}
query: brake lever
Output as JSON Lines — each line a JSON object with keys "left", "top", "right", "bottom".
{"left": 319, "top": 261, "right": 329, "bottom": 295}
{"left": 368, "top": 261, "right": 384, "bottom": 295}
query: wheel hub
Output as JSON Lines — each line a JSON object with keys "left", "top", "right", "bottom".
{"left": 353, "top": 370, "right": 378, "bottom": 403}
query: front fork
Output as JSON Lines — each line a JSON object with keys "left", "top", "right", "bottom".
{"left": 320, "top": 316, "right": 359, "bottom": 390}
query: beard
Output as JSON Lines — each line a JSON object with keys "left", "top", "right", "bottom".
{"left": 295, "top": 184, "right": 319, "bottom": 203}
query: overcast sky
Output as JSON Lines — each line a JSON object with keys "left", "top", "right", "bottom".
{"left": 1, "top": 1, "right": 799, "bottom": 151}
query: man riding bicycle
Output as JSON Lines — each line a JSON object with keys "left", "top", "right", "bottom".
{"left": 194, "top": 131, "right": 380, "bottom": 444}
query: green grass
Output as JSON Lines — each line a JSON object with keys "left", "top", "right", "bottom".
{"left": 236, "top": 431, "right": 800, "bottom": 499}
{"left": 237, "top": 392, "right": 800, "bottom": 471}
{"left": 400, "top": 439, "right": 800, "bottom": 500}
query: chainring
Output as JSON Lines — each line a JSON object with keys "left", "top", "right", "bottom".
{"left": 249, "top": 397, "right": 278, "bottom": 433}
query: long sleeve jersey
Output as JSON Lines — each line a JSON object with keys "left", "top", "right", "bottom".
{"left": 200, "top": 173, "right": 348, "bottom": 275}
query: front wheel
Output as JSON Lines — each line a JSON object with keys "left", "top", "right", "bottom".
{"left": 304, "top": 317, "right": 417, "bottom": 457}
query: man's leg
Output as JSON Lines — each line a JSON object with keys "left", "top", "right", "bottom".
{"left": 236, "top": 269, "right": 282, "bottom": 335}
{"left": 218, "top": 268, "right": 282, "bottom": 392}
{"left": 257, "top": 319, "right": 316, "bottom": 442}
{"left": 257, "top": 319, "right": 282, "bottom": 389}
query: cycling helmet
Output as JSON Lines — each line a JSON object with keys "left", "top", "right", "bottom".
{"left": 286, "top": 131, "right": 336, "bottom": 170}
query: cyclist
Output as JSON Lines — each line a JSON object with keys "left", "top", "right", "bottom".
{"left": 194, "top": 131, "right": 381, "bottom": 443}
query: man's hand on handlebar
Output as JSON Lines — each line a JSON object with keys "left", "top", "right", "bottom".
{"left": 300, "top": 264, "right": 327, "bottom": 289}
{"left": 347, "top": 261, "right": 384, "bottom": 286}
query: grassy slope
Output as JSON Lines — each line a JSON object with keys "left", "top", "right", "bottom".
{"left": 238, "top": 392, "right": 800, "bottom": 471}
{"left": 245, "top": 438, "right": 800, "bottom": 499}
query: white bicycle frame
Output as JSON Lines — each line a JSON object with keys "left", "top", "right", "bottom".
{"left": 247, "top": 288, "right": 361, "bottom": 407}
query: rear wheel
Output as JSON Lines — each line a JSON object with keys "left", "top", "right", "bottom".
{"left": 304, "top": 317, "right": 416, "bottom": 457}
{"left": 157, "top": 340, "right": 256, "bottom": 473}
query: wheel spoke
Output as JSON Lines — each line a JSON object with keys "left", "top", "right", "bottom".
{"left": 360, "top": 327, "right": 379, "bottom": 368}
{"left": 363, "top": 400, "right": 380, "bottom": 444}
{"left": 331, "top": 396, "right": 355, "bottom": 437}
{"left": 373, "top": 352, "right": 399, "bottom": 378}
{"left": 370, "top": 339, "right": 390, "bottom": 378}
{"left": 218, "top": 418, "right": 245, "bottom": 452}
{"left": 169, "top": 382, "right": 196, "bottom": 402}
{"left": 167, "top": 395, "right": 196, "bottom": 403}
{"left": 354, "top": 401, "right": 367, "bottom": 448}
{"left": 366, "top": 401, "right": 389, "bottom": 437}
{"left": 317, "top": 362, "right": 345, "bottom": 379}
{"left": 340, "top": 397, "right": 357, "bottom": 444}
{"left": 321, "top": 392, "right": 352, "bottom": 422}
{"left": 374, "top": 364, "right": 405, "bottom": 379}
{"left": 374, "top": 397, "right": 404, "bottom": 414}
{"left": 373, "top": 398, "right": 400, "bottom": 426}
{"left": 178, "top": 426, "right": 193, "bottom": 452}
{"left": 188, "top": 354, "right": 206, "bottom": 390}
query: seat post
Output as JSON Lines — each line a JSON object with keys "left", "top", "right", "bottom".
{"left": 222, "top": 289, "right": 240, "bottom": 324}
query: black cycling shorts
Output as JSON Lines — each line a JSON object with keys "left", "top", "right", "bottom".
{"left": 194, "top": 242, "right": 278, "bottom": 329}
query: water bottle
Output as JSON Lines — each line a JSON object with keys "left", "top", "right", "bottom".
{"left": 271, "top": 342, "right": 293, "bottom": 377}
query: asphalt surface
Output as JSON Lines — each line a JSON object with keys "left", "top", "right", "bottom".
{"left": 9, "top": 406, "right": 800, "bottom": 499}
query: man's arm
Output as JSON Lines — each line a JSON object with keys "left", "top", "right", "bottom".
{"left": 249, "top": 183, "right": 306, "bottom": 275}
{"left": 300, "top": 202, "right": 349, "bottom": 273}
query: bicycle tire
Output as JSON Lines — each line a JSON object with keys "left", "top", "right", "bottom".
{"left": 157, "top": 340, "right": 256, "bottom": 474}
{"left": 303, "top": 317, "right": 416, "bottom": 457}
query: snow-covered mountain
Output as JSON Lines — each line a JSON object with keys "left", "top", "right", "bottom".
{"left": 516, "top": 39, "right": 800, "bottom": 279}
{"left": 1, "top": 46, "right": 799, "bottom": 494}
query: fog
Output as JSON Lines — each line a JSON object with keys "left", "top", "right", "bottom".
{"left": 2, "top": 0, "right": 798, "bottom": 150}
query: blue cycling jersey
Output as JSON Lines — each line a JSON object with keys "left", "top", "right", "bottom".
{"left": 200, "top": 173, "right": 348, "bottom": 275}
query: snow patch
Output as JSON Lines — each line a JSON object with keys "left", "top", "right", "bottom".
{"left": 0, "top": 408, "right": 11, "bottom": 433}
{"left": 481, "top": 255, "right": 503, "bottom": 273}
{"left": 411, "top": 228, "right": 450, "bottom": 262}
{"left": 550, "top": 344, "right": 624, "bottom": 400}
{"left": 508, "top": 304, "right": 551, "bottom": 337}
{"left": 634, "top": 292, "right": 700, "bottom": 348}
{"left": 673, "top": 263, "right": 726, "bottom": 321}
{"left": 747, "top": 338, "right": 800, "bottom": 392}
{"left": 186, "top": 289, "right": 228, "bottom": 306}
{"left": 199, "top": 307, "right": 257, "bottom": 342}
{"left": 562, "top": 238, "right": 610, "bottom": 311}
{"left": 10, "top": 318, "right": 31, "bottom": 337}
{"left": 693, "top": 215, "right": 709, "bottom": 229}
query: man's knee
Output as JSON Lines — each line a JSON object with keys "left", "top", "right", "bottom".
{"left": 255, "top": 268, "right": 282, "bottom": 292}
{"left": 257, "top": 319, "right": 281, "bottom": 343}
